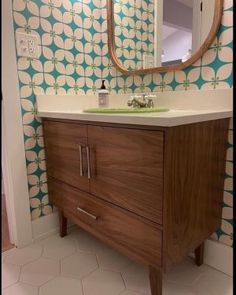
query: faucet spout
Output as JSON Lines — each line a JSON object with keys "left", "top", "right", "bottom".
{"left": 127, "top": 94, "right": 155, "bottom": 108}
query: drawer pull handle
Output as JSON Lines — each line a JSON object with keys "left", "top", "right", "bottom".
{"left": 77, "top": 207, "right": 97, "bottom": 220}
{"left": 86, "top": 146, "right": 91, "bottom": 179}
{"left": 78, "top": 145, "right": 84, "bottom": 177}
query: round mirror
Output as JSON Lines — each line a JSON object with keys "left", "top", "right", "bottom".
{"left": 107, "top": 0, "right": 223, "bottom": 75}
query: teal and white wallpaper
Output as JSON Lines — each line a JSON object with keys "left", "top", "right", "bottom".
{"left": 114, "top": 0, "right": 155, "bottom": 70}
{"left": 12, "top": 0, "right": 233, "bottom": 247}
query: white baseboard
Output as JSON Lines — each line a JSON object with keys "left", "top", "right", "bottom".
{"left": 32, "top": 212, "right": 74, "bottom": 242}
{"left": 189, "top": 239, "right": 233, "bottom": 277}
{"left": 32, "top": 212, "right": 59, "bottom": 241}
{"left": 204, "top": 239, "right": 233, "bottom": 277}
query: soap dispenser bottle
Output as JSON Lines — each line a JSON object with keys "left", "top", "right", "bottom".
{"left": 98, "top": 80, "right": 109, "bottom": 108}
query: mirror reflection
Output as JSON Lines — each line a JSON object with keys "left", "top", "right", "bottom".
{"left": 113, "top": 0, "right": 215, "bottom": 70}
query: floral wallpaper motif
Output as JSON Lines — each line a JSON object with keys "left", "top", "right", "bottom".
{"left": 12, "top": 0, "right": 233, "bottom": 247}
{"left": 114, "top": 0, "right": 155, "bottom": 70}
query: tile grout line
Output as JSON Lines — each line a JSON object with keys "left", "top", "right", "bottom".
{"left": 3, "top": 244, "right": 44, "bottom": 268}
{"left": 81, "top": 278, "right": 85, "bottom": 295}
{"left": 59, "top": 258, "right": 62, "bottom": 275}
{"left": 2, "top": 227, "right": 233, "bottom": 294}
{"left": 79, "top": 260, "right": 100, "bottom": 281}
{"left": 2, "top": 281, "right": 19, "bottom": 290}
{"left": 119, "top": 270, "right": 128, "bottom": 291}
{"left": 35, "top": 274, "right": 59, "bottom": 289}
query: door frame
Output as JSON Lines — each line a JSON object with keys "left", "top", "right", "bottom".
{"left": 2, "top": 0, "right": 33, "bottom": 248}
{"left": 154, "top": 0, "right": 163, "bottom": 67}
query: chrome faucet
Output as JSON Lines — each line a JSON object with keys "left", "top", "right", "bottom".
{"left": 127, "top": 94, "right": 155, "bottom": 108}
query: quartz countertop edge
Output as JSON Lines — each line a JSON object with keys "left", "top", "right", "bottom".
{"left": 36, "top": 109, "right": 232, "bottom": 127}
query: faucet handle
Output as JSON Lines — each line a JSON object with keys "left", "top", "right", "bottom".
{"left": 145, "top": 94, "right": 157, "bottom": 99}
{"left": 144, "top": 94, "right": 155, "bottom": 108}
{"left": 130, "top": 94, "right": 142, "bottom": 100}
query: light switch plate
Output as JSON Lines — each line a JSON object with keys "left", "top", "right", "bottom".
{"left": 16, "top": 32, "right": 40, "bottom": 59}
{"left": 143, "top": 54, "right": 154, "bottom": 69}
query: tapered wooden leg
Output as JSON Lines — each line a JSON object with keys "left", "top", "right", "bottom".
{"left": 59, "top": 209, "right": 67, "bottom": 237}
{"left": 149, "top": 266, "right": 162, "bottom": 295}
{"left": 195, "top": 242, "right": 204, "bottom": 266}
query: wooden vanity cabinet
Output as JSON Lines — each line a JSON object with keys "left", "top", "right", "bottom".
{"left": 43, "top": 118, "right": 229, "bottom": 295}
{"left": 43, "top": 120, "right": 89, "bottom": 192}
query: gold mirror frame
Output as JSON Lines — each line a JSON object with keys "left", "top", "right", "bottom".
{"left": 107, "top": 0, "right": 224, "bottom": 75}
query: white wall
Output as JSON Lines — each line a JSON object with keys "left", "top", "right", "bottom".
{"left": 162, "top": 29, "right": 192, "bottom": 62}
{"left": 163, "top": 0, "right": 193, "bottom": 31}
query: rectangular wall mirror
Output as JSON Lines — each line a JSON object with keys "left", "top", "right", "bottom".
{"left": 107, "top": 0, "right": 223, "bottom": 75}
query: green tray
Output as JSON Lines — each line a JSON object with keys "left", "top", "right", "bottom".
{"left": 83, "top": 108, "right": 169, "bottom": 114}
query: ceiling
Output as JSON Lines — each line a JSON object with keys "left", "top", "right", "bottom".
{"left": 162, "top": 25, "right": 178, "bottom": 40}
{"left": 176, "top": 0, "right": 194, "bottom": 8}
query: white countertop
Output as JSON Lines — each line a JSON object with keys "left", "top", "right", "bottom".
{"left": 37, "top": 109, "right": 232, "bottom": 127}
{"left": 36, "top": 89, "right": 233, "bottom": 127}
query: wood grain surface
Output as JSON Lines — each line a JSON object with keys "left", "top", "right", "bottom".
{"left": 163, "top": 119, "right": 229, "bottom": 271}
{"left": 149, "top": 266, "right": 162, "bottom": 295}
{"left": 43, "top": 120, "right": 89, "bottom": 191}
{"left": 48, "top": 178, "right": 163, "bottom": 268}
{"left": 88, "top": 125, "right": 164, "bottom": 224}
{"left": 43, "top": 117, "right": 230, "bottom": 295}
{"left": 195, "top": 242, "right": 204, "bottom": 266}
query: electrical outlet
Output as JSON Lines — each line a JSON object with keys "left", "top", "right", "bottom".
{"left": 16, "top": 32, "right": 39, "bottom": 59}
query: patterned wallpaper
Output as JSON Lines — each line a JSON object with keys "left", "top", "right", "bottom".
{"left": 12, "top": 0, "right": 233, "bottom": 247}
{"left": 114, "top": 0, "right": 155, "bottom": 70}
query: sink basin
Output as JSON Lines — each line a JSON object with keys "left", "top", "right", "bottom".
{"left": 83, "top": 108, "right": 169, "bottom": 114}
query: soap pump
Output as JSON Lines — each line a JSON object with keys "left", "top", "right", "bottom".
{"left": 98, "top": 80, "right": 109, "bottom": 108}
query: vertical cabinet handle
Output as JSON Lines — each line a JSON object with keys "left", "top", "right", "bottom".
{"left": 78, "top": 145, "right": 84, "bottom": 177}
{"left": 86, "top": 146, "right": 91, "bottom": 179}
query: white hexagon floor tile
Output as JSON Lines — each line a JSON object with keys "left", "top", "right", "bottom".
{"left": 96, "top": 244, "right": 132, "bottom": 272}
{"left": 61, "top": 252, "right": 98, "bottom": 279}
{"left": 2, "top": 229, "right": 233, "bottom": 295}
{"left": 2, "top": 283, "right": 38, "bottom": 295}
{"left": 121, "top": 262, "right": 151, "bottom": 294}
{"left": 82, "top": 269, "right": 125, "bottom": 295}
{"left": 3, "top": 244, "right": 42, "bottom": 266}
{"left": 20, "top": 257, "right": 59, "bottom": 286}
{"left": 38, "top": 234, "right": 77, "bottom": 260}
{"left": 66, "top": 226, "right": 83, "bottom": 241}
{"left": 193, "top": 267, "right": 233, "bottom": 295}
{"left": 163, "top": 282, "right": 196, "bottom": 295}
{"left": 120, "top": 291, "right": 148, "bottom": 295}
{"left": 74, "top": 229, "right": 108, "bottom": 253}
{"left": 2, "top": 263, "right": 21, "bottom": 289}
{"left": 39, "top": 276, "right": 83, "bottom": 295}
{"left": 164, "top": 257, "right": 205, "bottom": 286}
{"left": 74, "top": 229, "right": 131, "bottom": 271}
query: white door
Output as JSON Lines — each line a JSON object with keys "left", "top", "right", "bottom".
{"left": 200, "top": 0, "right": 215, "bottom": 42}
{"left": 192, "top": 0, "right": 215, "bottom": 53}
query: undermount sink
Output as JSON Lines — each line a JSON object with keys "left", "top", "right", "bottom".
{"left": 83, "top": 108, "right": 169, "bottom": 114}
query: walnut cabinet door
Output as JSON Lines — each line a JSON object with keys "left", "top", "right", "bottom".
{"left": 43, "top": 120, "right": 89, "bottom": 192}
{"left": 87, "top": 125, "right": 164, "bottom": 225}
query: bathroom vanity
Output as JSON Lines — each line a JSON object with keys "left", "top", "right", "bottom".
{"left": 41, "top": 105, "right": 230, "bottom": 295}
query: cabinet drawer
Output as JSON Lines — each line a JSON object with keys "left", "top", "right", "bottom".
{"left": 48, "top": 178, "right": 162, "bottom": 268}
{"left": 88, "top": 126, "right": 164, "bottom": 224}
{"left": 43, "top": 120, "right": 89, "bottom": 191}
